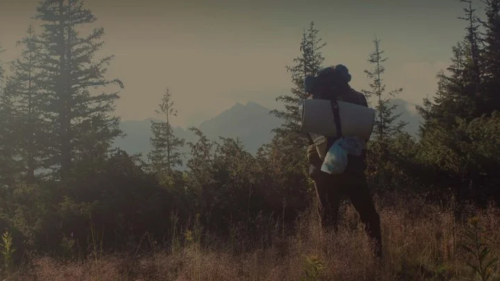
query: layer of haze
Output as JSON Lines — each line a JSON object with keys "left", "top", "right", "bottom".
{"left": 0, "top": 0, "right": 478, "bottom": 127}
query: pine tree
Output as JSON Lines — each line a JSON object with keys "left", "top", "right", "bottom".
{"left": 456, "top": 0, "right": 484, "bottom": 119}
{"left": 362, "top": 37, "right": 406, "bottom": 142}
{"left": 268, "top": 21, "right": 326, "bottom": 181}
{"left": 270, "top": 21, "right": 326, "bottom": 145}
{"left": 419, "top": 43, "right": 470, "bottom": 130}
{"left": 263, "top": 22, "right": 327, "bottom": 208}
{"left": 361, "top": 38, "right": 407, "bottom": 190}
{"left": 479, "top": 0, "right": 500, "bottom": 114}
{"left": 460, "top": 0, "right": 482, "bottom": 89}
{"left": 148, "top": 88, "right": 185, "bottom": 185}
{"left": 418, "top": 0, "right": 484, "bottom": 131}
{"left": 414, "top": 0, "right": 498, "bottom": 207}
{"left": 186, "top": 127, "right": 214, "bottom": 179}
{"left": 34, "top": 0, "right": 124, "bottom": 180}
{"left": 6, "top": 25, "right": 47, "bottom": 183}
{"left": 185, "top": 127, "right": 216, "bottom": 221}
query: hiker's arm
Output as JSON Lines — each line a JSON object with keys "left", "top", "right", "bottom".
{"left": 307, "top": 145, "right": 323, "bottom": 168}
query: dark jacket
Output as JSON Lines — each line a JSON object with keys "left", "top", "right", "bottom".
{"left": 307, "top": 86, "right": 369, "bottom": 176}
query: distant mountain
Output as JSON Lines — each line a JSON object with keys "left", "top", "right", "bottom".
{"left": 198, "top": 101, "right": 283, "bottom": 153}
{"left": 387, "top": 98, "right": 424, "bottom": 137}
{"left": 112, "top": 101, "right": 283, "bottom": 161}
{"left": 112, "top": 99, "right": 423, "bottom": 163}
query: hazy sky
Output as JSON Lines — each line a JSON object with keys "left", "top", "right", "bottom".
{"left": 0, "top": 0, "right": 482, "bottom": 127}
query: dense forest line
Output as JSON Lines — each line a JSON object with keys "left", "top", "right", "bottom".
{"left": 1, "top": 0, "right": 500, "bottom": 279}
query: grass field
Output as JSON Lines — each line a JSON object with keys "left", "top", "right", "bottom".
{"left": 5, "top": 195, "right": 500, "bottom": 281}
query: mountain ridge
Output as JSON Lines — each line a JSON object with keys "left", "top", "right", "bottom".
{"left": 113, "top": 101, "right": 283, "bottom": 160}
{"left": 113, "top": 99, "right": 422, "bottom": 161}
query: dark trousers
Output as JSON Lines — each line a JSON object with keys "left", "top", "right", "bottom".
{"left": 312, "top": 167, "right": 382, "bottom": 257}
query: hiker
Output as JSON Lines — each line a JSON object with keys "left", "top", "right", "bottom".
{"left": 304, "top": 65, "right": 382, "bottom": 257}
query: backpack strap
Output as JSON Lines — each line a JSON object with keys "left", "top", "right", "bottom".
{"left": 326, "top": 99, "right": 343, "bottom": 149}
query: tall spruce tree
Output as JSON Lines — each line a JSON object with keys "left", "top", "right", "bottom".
{"left": 456, "top": 0, "right": 484, "bottom": 120}
{"left": 418, "top": 0, "right": 484, "bottom": 131}
{"left": 148, "top": 88, "right": 185, "bottom": 185}
{"left": 269, "top": 21, "right": 326, "bottom": 179}
{"left": 271, "top": 21, "right": 326, "bottom": 145}
{"left": 418, "top": 43, "right": 471, "bottom": 132}
{"left": 460, "top": 0, "right": 482, "bottom": 90}
{"left": 34, "top": 0, "right": 124, "bottom": 180}
{"left": 362, "top": 37, "right": 406, "bottom": 142}
{"left": 6, "top": 25, "right": 47, "bottom": 182}
{"left": 414, "top": 0, "right": 500, "bottom": 207}
{"left": 264, "top": 22, "right": 326, "bottom": 206}
{"left": 361, "top": 38, "right": 407, "bottom": 190}
{"left": 479, "top": 0, "right": 500, "bottom": 114}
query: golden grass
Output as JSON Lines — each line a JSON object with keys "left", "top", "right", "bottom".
{"left": 7, "top": 196, "right": 500, "bottom": 281}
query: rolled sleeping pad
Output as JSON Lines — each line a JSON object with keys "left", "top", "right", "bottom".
{"left": 299, "top": 99, "right": 376, "bottom": 141}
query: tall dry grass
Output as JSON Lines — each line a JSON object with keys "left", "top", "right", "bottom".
{"left": 6, "top": 196, "right": 500, "bottom": 281}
